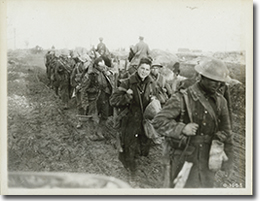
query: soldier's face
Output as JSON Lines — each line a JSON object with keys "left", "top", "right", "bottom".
{"left": 137, "top": 64, "right": 151, "bottom": 80}
{"left": 201, "top": 76, "right": 221, "bottom": 94}
{"left": 151, "top": 67, "right": 159, "bottom": 76}
{"left": 98, "top": 60, "right": 105, "bottom": 67}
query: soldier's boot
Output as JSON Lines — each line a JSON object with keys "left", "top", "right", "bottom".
{"left": 89, "top": 124, "right": 105, "bottom": 141}
{"left": 76, "top": 119, "right": 83, "bottom": 129}
{"left": 71, "top": 89, "right": 76, "bottom": 99}
{"left": 54, "top": 87, "right": 59, "bottom": 96}
{"left": 63, "top": 102, "right": 69, "bottom": 110}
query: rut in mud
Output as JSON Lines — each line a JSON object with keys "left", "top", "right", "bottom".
{"left": 7, "top": 50, "right": 246, "bottom": 188}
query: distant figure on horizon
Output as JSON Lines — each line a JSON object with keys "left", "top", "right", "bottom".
{"left": 96, "top": 37, "right": 109, "bottom": 56}
{"left": 128, "top": 36, "right": 151, "bottom": 75}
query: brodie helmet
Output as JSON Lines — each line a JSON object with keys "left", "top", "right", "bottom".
{"left": 195, "top": 58, "right": 229, "bottom": 82}
{"left": 151, "top": 61, "right": 163, "bottom": 68}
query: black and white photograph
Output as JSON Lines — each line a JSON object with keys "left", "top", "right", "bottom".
{"left": 0, "top": 0, "right": 253, "bottom": 195}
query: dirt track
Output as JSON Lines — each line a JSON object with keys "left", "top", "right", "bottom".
{"left": 7, "top": 50, "right": 245, "bottom": 188}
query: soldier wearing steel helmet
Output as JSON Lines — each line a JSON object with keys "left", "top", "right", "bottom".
{"left": 70, "top": 55, "right": 92, "bottom": 128}
{"left": 150, "top": 61, "right": 172, "bottom": 106}
{"left": 152, "top": 58, "right": 233, "bottom": 188}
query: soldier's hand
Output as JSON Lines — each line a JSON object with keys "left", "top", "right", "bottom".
{"left": 126, "top": 89, "right": 133, "bottom": 95}
{"left": 182, "top": 123, "right": 199, "bottom": 136}
{"left": 105, "top": 70, "right": 111, "bottom": 76}
{"left": 98, "top": 60, "right": 105, "bottom": 67}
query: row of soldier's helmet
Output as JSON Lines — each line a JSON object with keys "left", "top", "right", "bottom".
{"left": 48, "top": 49, "right": 94, "bottom": 62}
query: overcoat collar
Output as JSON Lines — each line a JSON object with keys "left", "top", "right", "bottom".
{"left": 129, "top": 72, "right": 153, "bottom": 85}
{"left": 189, "top": 82, "right": 219, "bottom": 102}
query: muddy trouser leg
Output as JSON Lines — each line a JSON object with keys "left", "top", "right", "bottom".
{"left": 76, "top": 92, "right": 85, "bottom": 128}
{"left": 76, "top": 92, "right": 84, "bottom": 114}
{"left": 88, "top": 100, "right": 104, "bottom": 140}
{"left": 50, "top": 67, "right": 56, "bottom": 89}
{"left": 119, "top": 140, "right": 137, "bottom": 175}
{"left": 52, "top": 78, "right": 59, "bottom": 96}
{"left": 139, "top": 131, "right": 152, "bottom": 157}
{"left": 60, "top": 79, "right": 70, "bottom": 108}
{"left": 161, "top": 139, "right": 176, "bottom": 188}
{"left": 46, "top": 65, "right": 50, "bottom": 85}
{"left": 97, "top": 92, "right": 111, "bottom": 122}
{"left": 96, "top": 92, "right": 111, "bottom": 137}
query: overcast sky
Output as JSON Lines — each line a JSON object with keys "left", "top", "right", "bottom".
{"left": 6, "top": 0, "right": 249, "bottom": 52}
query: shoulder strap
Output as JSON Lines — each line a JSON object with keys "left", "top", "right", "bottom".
{"left": 177, "top": 89, "right": 192, "bottom": 162}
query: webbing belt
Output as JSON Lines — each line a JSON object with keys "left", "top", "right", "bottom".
{"left": 190, "top": 135, "right": 212, "bottom": 144}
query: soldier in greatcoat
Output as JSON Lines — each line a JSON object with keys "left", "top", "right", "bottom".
{"left": 152, "top": 58, "right": 233, "bottom": 188}
{"left": 150, "top": 61, "right": 172, "bottom": 106}
{"left": 80, "top": 56, "right": 114, "bottom": 141}
{"left": 53, "top": 53, "right": 73, "bottom": 109}
{"left": 70, "top": 56, "right": 92, "bottom": 128}
{"left": 110, "top": 57, "right": 156, "bottom": 177}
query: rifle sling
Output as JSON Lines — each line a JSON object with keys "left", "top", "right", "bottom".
{"left": 178, "top": 91, "right": 192, "bottom": 160}
{"left": 172, "top": 90, "right": 192, "bottom": 185}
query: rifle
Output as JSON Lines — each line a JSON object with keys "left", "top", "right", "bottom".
{"left": 114, "top": 108, "right": 129, "bottom": 153}
{"left": 91, "top": 46, "right": 97, "bottom": 59}
{"left": 112, "top": 72, "right": 119, "bottom": 127}
{"left": 163, "top": 90, "right": 193, "bottom": 188}
{"left": 124, "top": 58, "right": 128, "bottom": 71}
{"left": 58, "top": 58, "right": 72, "bottom": 74}
{"left": 112, "top": 72, "right": 127, "bottom": 153}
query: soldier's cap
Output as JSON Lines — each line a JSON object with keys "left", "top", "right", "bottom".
{"left": 151, "top": 61, "right": 163, "bottom": 68}
{"left": 139, "top": 36, "right": 144, "bottom": 40}
{"left": 138, "top": 57, "right": 152, "bottom": 67}
{"left": 54, "top": 51, "right": 61, "bottom": 57}
{"left": 172, "top": 62, "right": 180, "bottom": 73}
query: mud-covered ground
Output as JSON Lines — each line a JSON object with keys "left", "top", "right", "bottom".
{"left": 7, "top": 50, "right": 246, "bottom": 188}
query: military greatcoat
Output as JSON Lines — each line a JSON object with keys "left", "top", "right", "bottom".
{"left": 110, "top": 73, "right": 156, "bottom": 172}
{"left": 152, "top": 82, "right": 233, "bottom": 188}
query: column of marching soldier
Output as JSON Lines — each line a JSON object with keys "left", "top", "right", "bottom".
{"left": 44, "top": 37, "right": 234, "bottom": 188}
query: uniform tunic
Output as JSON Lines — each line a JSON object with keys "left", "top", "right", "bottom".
{"left": 152, "top": 82, "right": 233, "bottom": 188}
{"left": 151, "top": 73, "right": 172, "bottom": 105}
{"left": 81, "top": 65, "right": 114, "bottom": 123}
{"left": 53, "top": 58, "right": 72, "bottom": 104}
{"left": 70, "top": 62, "right": 87, "bottom": 114}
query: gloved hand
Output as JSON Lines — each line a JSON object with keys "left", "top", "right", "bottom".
{"left": 126, "top": 89, "right": 133, "bottom": 95}
{"left": 162, "top": 88, "right": 167, "bottom": 93}
{"left": 208, "top": 140, "right": 228, "bottom": 172}
{"left": 125, "top": 89, "right": 133, "bottom": 100}
{"left": 215, "top": 131, "right": 227, "bottom": 142}
{"left": 76, "top": 84, "right": 81, "bottom": 90}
